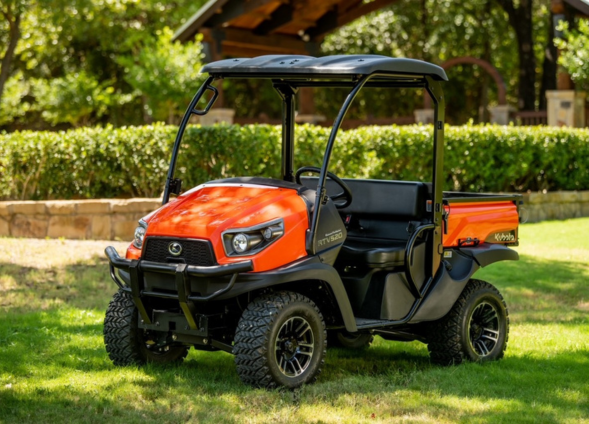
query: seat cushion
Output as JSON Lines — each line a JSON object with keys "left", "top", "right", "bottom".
{"left": 339, "top": 239, "right": 406, "bottom": 268}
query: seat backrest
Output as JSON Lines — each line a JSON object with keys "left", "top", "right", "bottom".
{"left": 301, "top": 178, "right": 429, "bottom": 242}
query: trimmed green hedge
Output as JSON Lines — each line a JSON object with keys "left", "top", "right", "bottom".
{"left": 1, "top": 123, "right": 588, "bottom": 200}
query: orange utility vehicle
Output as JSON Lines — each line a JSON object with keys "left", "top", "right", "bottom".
{"left": 104, "top": 55, "right": 521, "bottom": 389}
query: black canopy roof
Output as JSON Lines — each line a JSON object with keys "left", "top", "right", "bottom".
{"left": 201, "top": 54, "right": 448, "bottom": 81}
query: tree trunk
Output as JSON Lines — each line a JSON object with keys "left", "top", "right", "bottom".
{"left": 539, "top": 11, "right": 557, "bottom": 110}
{"left": 478, "top": 1, "right": 492, "bottom": 123}
{"left": 495, "top": 0, "right": 536, "bottom": 111}
{"left": 0, "top": 11, "right": 22, "bottom": 106}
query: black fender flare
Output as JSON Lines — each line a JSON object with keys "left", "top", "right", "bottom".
{"left": 459, "top": 243, "right": 519, "bottom": 267}
{"left": 220, "top": 257, "right": 358, "bottom": 332}
{"left": 411, "top": 244, "right": 518, "bottom": 322}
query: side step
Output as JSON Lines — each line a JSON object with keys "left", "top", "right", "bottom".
{"left": 355, "top": 318, "right": 395, "bottom": 330}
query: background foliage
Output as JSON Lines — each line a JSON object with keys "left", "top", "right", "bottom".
{"left": 0, "top": 0, "right": 566, "bottom": 129}
{"left": 556, "top": 19, "right": 589, "bottom": 92}
{"left": 0, "top": 0, "right": 207, "bottom": 128}
{"left": 1, "top": 123, "right": 588, "bottom": 201}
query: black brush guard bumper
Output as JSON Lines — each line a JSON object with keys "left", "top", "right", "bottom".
{"left": 105, "top": 246, "right": 253, "bottom": 330}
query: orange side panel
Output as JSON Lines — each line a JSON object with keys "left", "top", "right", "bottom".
{"left": 443, "top": 201, "right": 519, "bottom": 247}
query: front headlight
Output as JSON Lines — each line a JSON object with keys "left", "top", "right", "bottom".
{"left": 222, "top": 219, "right": 284, "bottom": 256}
{"left": 133, "top": 219, "right": 148, "bottom": 249}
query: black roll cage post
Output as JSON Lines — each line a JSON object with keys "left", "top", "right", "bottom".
{"left": 163, "top": 75, "right": 217, "bottom": 205}
{"left": 273, "top": 83, "right": 297, "bottom": 183}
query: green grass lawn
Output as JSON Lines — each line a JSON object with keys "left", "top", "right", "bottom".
{"left": 0, "top": 221, "right": 588, "bottom": 423}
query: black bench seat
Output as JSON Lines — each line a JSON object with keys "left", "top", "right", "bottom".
{"left": 338, "top": 240, "right": 406, "bottom": 268}
{"left": 302, "top": 177, "right": 430, "bottom": 269}
{"left": 334, "top": 178, "right": 429, "bottom": 268}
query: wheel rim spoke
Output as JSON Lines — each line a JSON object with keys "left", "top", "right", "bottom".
{"left": 481, "top": 334, "right": 498, "bottom": 342}
{"left": 468, "top": 301, "right": 500, "bottom": 358}
{"left": 481, "top": 309, "right": 497, "bottom": 324}
{"left": 275, "top": 316, "right": 315, "bottom": 378}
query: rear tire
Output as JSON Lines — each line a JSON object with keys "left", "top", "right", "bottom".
{"left": 233, "top": 291, "right": 327, "bottom": 389}
{"left": 328, "top": 330, "right": 373, "bottom": 349}
{"left": 426, "top": 279, "right": 509, "bottom": 366}
{"left": 104, "top": 290, "right": 188, "bottom": 366}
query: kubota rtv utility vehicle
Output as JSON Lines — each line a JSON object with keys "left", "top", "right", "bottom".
{"left": 104, "top": 55, "right": 521, "bottom": 389}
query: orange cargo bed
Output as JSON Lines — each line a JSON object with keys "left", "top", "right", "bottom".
{"left": 442, "top": 193, "right": 522, "bottom": 248}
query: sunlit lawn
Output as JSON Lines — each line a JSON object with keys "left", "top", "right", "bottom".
{"left": 0, "top": 220, "right": 588, "bottom": 423}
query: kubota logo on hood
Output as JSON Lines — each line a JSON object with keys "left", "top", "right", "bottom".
{"left": 168, "top": 242, "right": 183, "bottom": 256}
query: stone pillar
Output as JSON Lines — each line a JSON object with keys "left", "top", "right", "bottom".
{"left": 546, "top": 90, "right": 587, "bottom": 127}
{"left": 414, "top": 109, "right": 435, "bottom": 124}
{"left": 489, "top": 105, "right": 515, "bottom": 125}
{"left": 199, "top": 108, "right": 235, "bottom": 126}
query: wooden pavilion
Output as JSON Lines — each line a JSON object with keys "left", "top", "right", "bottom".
{"left": 173, "top": 0, "right": 398, "bottom": 117}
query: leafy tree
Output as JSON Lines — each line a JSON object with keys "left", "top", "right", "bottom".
{"left": 0, "top": 71, "right": 30, "bottom": 125}
{"left": 320, "top": 0, "right": 518, "bottom": 123}
{"left": 555, "top": 20, "right": 589, "bottom": 91}
{"left": 494, "top": 0, "right": 536, "bottom": 111}
{"left": 118, "top": 28, "right": 205, "bottom": 124}
{"left": 0, "top": 0, "right": 25, "bottom": 105}
{"left": 32, "top": 71, "right": 117, "bottom": 126}
{"left": 0, "top": 0, "right": 207, "bottom": 128}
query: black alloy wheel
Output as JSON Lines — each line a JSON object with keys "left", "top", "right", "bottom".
{"left": 467, "top": 301, "right": 500, "bottom": 357}
{"left": 275, "top": 316, "right": 315, "bottom": 377}
{"left": 234, "top": 291, "right": 327, "bottom": 389}
{"left": 426, "top": 279, "right": 509, "bottom": 366}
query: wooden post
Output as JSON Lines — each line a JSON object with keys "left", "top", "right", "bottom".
{"left": 299, "top": 87, "right": 315, "bottom": 115}
{"left": 551, "top": 0, "right": 575, "bottom": 90}
{"left": 210, "top": 35, "right": 225, "bottom": 108}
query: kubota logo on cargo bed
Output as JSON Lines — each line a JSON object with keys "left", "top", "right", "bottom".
{"left": 486, "top": 230, "right": 516, "bottom": 243}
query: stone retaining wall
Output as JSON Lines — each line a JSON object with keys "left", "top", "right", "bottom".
{"left": 0, "top": 192, "right": 588, "bottom": 240}
{"left": 0, "top": 199, "right": 161, "bottom": 240}
{"left": 523, "top": 191, "right": 589, "bottom": 223}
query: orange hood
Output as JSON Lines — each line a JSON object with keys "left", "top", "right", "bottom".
{"left": 143, "top": 183, "right": 310, "bottom": 270}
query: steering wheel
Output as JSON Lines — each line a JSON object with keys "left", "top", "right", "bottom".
{"left": 295, "top": 166, "right": 353, "bottom": 209}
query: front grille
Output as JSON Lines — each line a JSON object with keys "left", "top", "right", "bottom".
{"left": 143, "top": 237, "right": 216, "bottom": 266}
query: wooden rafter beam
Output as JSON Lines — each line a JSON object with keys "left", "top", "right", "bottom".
{"left": 174, "top": 0, "right": 278, "bottom": 41}
{"left": 174, "top": 0, "right": 231, "bottom": 42}
{"left": 207, "top": 0, "right": 280, "bottom": 26}
{"left": 253, "top": 3, "right": 294, "bottom": 35}
{"left": 306, "top": 0, "right": 399, "bottom": 39}
{"left": 202, "top": 27, "right": 318, "bottom": 56}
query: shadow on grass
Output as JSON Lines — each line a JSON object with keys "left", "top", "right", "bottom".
{"left": 476, "top": 253, "right": 589, "bottom": 323}
{"left": 0, "top": 255, "right": 120, "bottom": 312}
{"left": 0, "top": 252, "right": 588, "bottom": 421}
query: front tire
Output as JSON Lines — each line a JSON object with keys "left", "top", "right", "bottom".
{"left": 104, "top": 290, "right": 188, "bottom": 366}
{"left": 426, "top": 279, "right": 509, "bottom": 366}
{"left": 233, "top": 291, "right": 327, "bottom": 389}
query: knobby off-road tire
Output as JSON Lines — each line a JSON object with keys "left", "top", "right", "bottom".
{"left": 426, "top": 279, "right": 509, "bottom": 366}
{"left": 104, "top": 289, "right": 188, "bottom": 366}
{"left": 233, "top": 291, "right": 327, "bottom": 389}
{"left": 328, "top": 330, "right": 374, "bottom": 349}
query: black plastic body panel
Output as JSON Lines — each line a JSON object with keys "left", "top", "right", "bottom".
{"left": 115, "top": 254, "right": 358, "bottom": 332}
{"left": 410, "top": 253, "right": 478, "bottom": 322}
{"left": 459, "top": 243, "right": 519, "bottom": 267}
